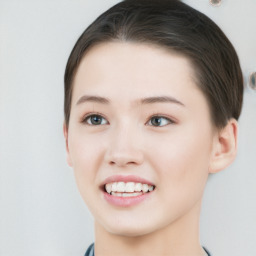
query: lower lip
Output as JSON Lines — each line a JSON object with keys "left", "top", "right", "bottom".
{"left": 103, "top": 191, "right": 153, "bottom": 207}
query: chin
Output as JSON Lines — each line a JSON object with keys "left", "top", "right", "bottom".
{"left": 101, "top": 218, "right": 157, "bottom": 237}
{"left": 108, "top": 227, "right": 151, "bottom": 237}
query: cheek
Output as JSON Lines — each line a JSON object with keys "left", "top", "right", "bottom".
{"left": 146, "top": 125, "right": 212, "bottom": 196}
{"left": 148, "top": 128, "right": 211, "bottom": 168}
{"left": 68, "top": 130, "right": 105, "bottom": 195}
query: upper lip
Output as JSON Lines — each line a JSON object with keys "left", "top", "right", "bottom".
{"left": 101, "top": 175, "right": 155, "bottom": 187}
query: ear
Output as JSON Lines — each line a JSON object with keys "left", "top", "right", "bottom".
{"left": 63, "top": 122, "right": 73, "bottom": 167}
{"left": 209, "top": 118, "right": 238, "bottom": 173}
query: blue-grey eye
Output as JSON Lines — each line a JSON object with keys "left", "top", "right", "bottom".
{"left": 149, "top": 116, "right": 173, "bottom": 127}
{"left": 85, "top": 115, "right": 108, "bottom": 125}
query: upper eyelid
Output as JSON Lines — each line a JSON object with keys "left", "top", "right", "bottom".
{"left": 82, "top": 112, "right": 109, "bottom": 125}
{"left": 145, "top": 115, "right": 175, "bottom": 125}
{"left": 146, "top": 112, "right": 176, "bottom": 122}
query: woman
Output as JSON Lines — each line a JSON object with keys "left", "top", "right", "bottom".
{"left": 63, "top": 0, "right": 243, "bottom": 255}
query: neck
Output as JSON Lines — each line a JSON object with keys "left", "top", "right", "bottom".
{"left": 94, "top": 199, "right": 206, "bottom": 256}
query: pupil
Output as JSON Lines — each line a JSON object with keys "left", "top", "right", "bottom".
{"left": 91, "top": 115, "right": 101, "bottom": 125}
{"left": 152, "top": 117, "right": 161, "bottom": 126}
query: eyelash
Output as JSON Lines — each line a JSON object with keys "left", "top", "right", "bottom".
{"left": 81, "top": 113, "right": 175, "bottom": 127}
{"left": 147, "top": 114, "right": 175, "bottom": 127}
{"left": 81, "top": 112, "right": 108, "bottom": 126}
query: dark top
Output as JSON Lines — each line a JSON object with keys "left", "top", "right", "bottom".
{"left": 84, "top": 243, "right": 211, "bottom": 256}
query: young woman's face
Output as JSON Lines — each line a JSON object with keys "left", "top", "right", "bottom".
{"left": 65, "top": 42, "right": 216, "bottom": 236}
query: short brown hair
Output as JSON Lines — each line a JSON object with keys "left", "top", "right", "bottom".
{"left": 64, "top": 0, "right": 243, "bottom": 129}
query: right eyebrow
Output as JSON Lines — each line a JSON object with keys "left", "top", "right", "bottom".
{"left": 76, "top": 95, "right": 110, "bottom": 105}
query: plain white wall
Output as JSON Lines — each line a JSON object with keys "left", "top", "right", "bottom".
{"left": 0, "top": 0, "right": 255, "bottom": 255}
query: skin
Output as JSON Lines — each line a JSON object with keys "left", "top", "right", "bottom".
{"left": 63, "top": 42, "right": 238, "bottom": 256}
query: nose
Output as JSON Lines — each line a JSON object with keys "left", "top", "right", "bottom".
{"left": 104, "top": 124, "right": 144, "bottom": 167}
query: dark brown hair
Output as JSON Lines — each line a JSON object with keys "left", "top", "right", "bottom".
{"left": 64, "top": 0, "right": 243, "bottom": 129}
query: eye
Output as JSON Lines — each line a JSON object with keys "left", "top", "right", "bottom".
{"left": 83, "top": 114, "right": 108, "bottom": 126}
{"left": 147, "top": 116, "right": 174, "bottom": 127}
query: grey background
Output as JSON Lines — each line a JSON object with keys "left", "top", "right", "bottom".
{"left": 0, "top": 0, "right": 255, "bottom": 255}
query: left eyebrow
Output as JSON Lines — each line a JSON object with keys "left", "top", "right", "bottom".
{"left": 76, "top": 95, "right": 110, "bottom": 105}
{"left": 140, "top": 96, "right": 185, "bottom": 107}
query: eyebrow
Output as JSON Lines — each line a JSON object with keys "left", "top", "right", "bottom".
{"left": 140, "top": 96, "right": 185, "bottom": 106}
{"left": 76, "top": 95, "right": 185, "bottom": 107}
{"left": 76, "top": 95, "right": 110, "bottom": 105}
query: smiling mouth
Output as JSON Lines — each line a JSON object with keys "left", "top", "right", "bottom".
{"left": 104, "top": 181, "right": 156, "bottom": 197}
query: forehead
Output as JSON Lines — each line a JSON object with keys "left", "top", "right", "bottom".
{"left": 72, "top": 41, "right": 206, "bottom": 110}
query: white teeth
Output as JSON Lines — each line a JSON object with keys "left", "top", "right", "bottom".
{"left": 149, "top": 185, "right": 154, "bottom": 192}
{"left": 112, "top": 182, "right": 117, "bottom": 191}
{"left": 125, "top": 182, "right": 135, "bottom": 192}
{"left": 122, "top": 192, "right": 141, "bottom": 197}
{"left": 111, "top": 192, "right": 122, "bottom": 197}
{"left": 134, "top": 183, "right": 142, "bottom": 192}
{"left": 142, "top": 184, "right": 149, "bottom": 193}
{"left": 104, "top": 181, "right": 155, "bottom": 194}
{"left": 105, "top": 183, "right": 112, "bottom": 194}
{"left": 111, "top": 192, "right": 143, "bottom": 197}
{"left": 116, "top": 182, "right": 125, "bottom": 192}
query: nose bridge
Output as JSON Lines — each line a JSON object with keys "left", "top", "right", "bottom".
{"left": 105, "top": 119, "right": 144, "bottom": 167}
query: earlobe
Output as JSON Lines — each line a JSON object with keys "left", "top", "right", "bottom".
{"left": 209, "top": 118, "right": 238, "bottom": 173}
{"left": 63, "top": 122, "right": 73, "bottom": 167}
